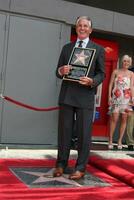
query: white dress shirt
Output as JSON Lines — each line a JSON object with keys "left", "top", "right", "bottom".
{"left": 75, "top": 38, "right": 89, "bottom": 48}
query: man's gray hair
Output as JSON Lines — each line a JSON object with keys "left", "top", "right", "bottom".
{"left": 76, "top": 16, "right": 92, "bottom": 28}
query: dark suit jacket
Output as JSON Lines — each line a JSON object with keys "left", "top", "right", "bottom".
{"left": 128, "top": 66, "right": 134, "bottom": 72}
{"left": 56, "top": 40, "right": 105, "bottom": 109}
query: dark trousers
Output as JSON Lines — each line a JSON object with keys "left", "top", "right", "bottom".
{"left": 56, "top": 104, "right": 94, "bottom": 172}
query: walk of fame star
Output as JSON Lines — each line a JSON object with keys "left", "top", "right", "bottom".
{"left": 9, "top": 167, "right": 111, "bottom": 188}
{"left": 22, "top": 169, "right": 82, "bottom": 187}
{"left": 73, "top": 50, "right": 89, "bottom": 65}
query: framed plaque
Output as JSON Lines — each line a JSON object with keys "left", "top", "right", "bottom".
{"left": 63, "top": 47, "right": 96, "bottom": 81}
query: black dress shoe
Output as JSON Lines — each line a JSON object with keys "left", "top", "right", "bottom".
{"left": 128, "top": 145, "right": 134, "bottom": 151}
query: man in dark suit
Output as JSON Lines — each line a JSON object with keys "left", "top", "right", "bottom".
{"left": 53, "top": 16, "right": 105, "bottom": 180}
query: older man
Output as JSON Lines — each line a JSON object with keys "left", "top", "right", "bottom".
{"left": 53, "top": 16, "right": 105, "bottom": 180}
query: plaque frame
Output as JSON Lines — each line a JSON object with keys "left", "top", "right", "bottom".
{"left": 63, "top": 47, "right": 96, "bottom": 81}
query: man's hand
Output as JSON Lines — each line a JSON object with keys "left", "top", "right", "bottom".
{"left": 58, "top": 65, "right": 72, "bottom": 76}
{"left": 79, "top": 76, "right": 93, "bottom": 86}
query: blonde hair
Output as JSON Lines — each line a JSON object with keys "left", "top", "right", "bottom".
{"left": 129, "top": 56, "right": 132, "bottom": 66}
{"left": 121, "top": 55, "right": 131, "bottom": 65}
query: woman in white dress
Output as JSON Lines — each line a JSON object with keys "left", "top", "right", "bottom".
{"left": 108, "top": 55, "right": 134, "bottom": 150}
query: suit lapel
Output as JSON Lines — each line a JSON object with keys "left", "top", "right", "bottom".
{"left": 68, "top": 42, "right": 76, "bottom": 55}
{"left": 86, "top": 40, "right": 95, "bottom": 48}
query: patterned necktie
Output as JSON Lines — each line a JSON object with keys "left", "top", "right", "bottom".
{"left": 78, "top": 40, "right": 83, "bottom": 47}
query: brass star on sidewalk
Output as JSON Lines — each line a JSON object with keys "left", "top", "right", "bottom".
{"left": 21, "top": 168, "right": 82, "bottom": 187}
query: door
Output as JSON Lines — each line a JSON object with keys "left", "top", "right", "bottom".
{"left": 91, "top": 38, "right": 119, "bottom": 138}
{"left": 92, "top": 60, "right": 116, "bottom": 137}
{"left": 0, "top": 14, "right": 7, "bottom": 142}
{"left": 1, "top": 16, "right": 62, "bottom": 145}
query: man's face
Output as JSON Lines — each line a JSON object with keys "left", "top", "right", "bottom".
{"left": 76, "top": 19, "right": 92, "bottom": 40}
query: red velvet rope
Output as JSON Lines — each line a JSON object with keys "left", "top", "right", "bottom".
{"left": 4, "top": 96, "right": 60, "bottom": 111}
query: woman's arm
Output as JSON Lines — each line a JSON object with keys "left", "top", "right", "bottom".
{"left": 130, "top": 72, "right": 134, "bottom": 104}
{"left": 108, "top": 69, "right": 117, "bottom": 105}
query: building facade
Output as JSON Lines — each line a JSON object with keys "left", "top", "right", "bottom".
{"left": 0, "top": 0, "right": 134, "bottom": 147}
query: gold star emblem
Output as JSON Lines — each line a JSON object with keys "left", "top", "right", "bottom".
{"left": 73, "top": 50, "right": 89, "bottom": 65}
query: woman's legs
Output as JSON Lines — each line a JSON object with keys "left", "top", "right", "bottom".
{"left": 108, "top": 112, "right": 119, "bottom": 146}
{"left": 118, "top": 113, "right": 128, "bottom": 146}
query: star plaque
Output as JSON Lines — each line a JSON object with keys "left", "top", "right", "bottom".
{"left": 9, "top": 167, "right": 110, "bottom": 188}
{"left": 63, "top": 47, "right": 96, "bottom": 81}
